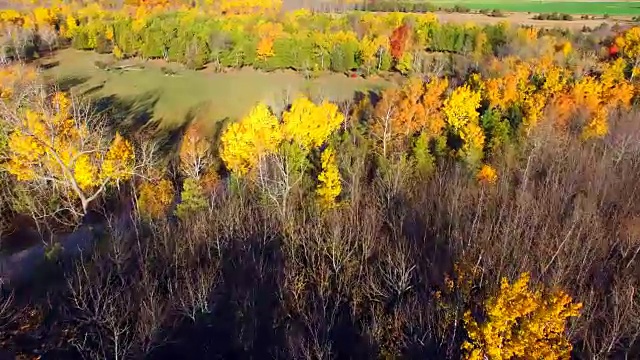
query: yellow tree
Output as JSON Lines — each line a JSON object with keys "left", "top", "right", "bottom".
{"left": 281, "top": 97, "right": 344, "bottom": 151}
{"left": 443, "top": 85, "right": 481, "bottom": 131}
{"left": 360, "top": 35, "right": 387, "bottom": 74}
{"left": 462, "top": 273, "right": 582, "bottom": 360}
{"left": 137, "top": 178, "right": 174, "bottom": 219}
{"left": 571, "top": 76, "right": 609, "bottom": 139}
{"left": 601, "top": 58, "right": 635, "bottom": 110}
{"left": 443, "top": 84, "right": 484, "bottom": 164}
{"left": 620, "top": 27, "right": 640, "bottom": 76}
{"left": 220, "top": 103, "right": 282, "bottom": 176}
{"left": 316, "top": 146, "right": 341, "bottom": 210}
{"left": 3, "top": 92, "right": 135, "bottom": 214}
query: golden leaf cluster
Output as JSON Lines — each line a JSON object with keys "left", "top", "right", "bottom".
{"left": 220, "top": 103, "right": 282, "bottom": 176}
{"left": 102, "top": 132, "right": 135, "bottom": 182}
{"left": 462, "top": 272, "right": 582, "bottom": 360}
{"left": 443, "top": 85, "right": 481, "bottom": 131}
{"left": 316, "top": 147, "right": 341, "bottom": 210}
{"left": 4, "top": 92, "right": 135, "bottom": 207}
{"left": 282, "top": 97, "right": 344, "bottom": 151}
{"left": 476, "top": 164, "right": 498, "bottom": 185}
{"left": 620, "top": 27, "right": 640, "bottom": 60}
{"left": 443, "top": 85, "right": 484, "bottom": 162}
{"left": 137, "top": 178, "right": 175, "bottom": 219}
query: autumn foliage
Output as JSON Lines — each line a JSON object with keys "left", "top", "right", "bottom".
{"left": 179, "top": 121, "right": 212, "bottom": 179}
{"left": 3, "top": 6, "right": 640, "bottom": 360}
{"left": 220, "top": 103, "right": 282, "bottom": 176}
{"left": 3, "top": 92, "right": 134, "bottom": 213}
{"left": 390, "top": 24, "right": 411, "bottom": 60}
{"left": 463, "top": 273, "right": 582, "bottom": 360}
{"left": 221, "top": 97, "right": 344, "bottom": 178}
{"left": 316, "top": 147, "right": 341, "bottom": 209}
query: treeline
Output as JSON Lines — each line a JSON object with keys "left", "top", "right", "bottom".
{"left": 0, "top": 7, "right": 589, "bottom": 73}
{"left": 69, "top": 11, "right": 508, "bottom": 71}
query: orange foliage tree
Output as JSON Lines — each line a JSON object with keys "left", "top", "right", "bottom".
{"left": 179, "top": 121, "right": 212, "bottom": 179}
{"left": 137, "top": 178, "right": 175, "bottom": 219}
{"left": 372, "top": 77, "right": 448, "bottom": 158}
{"left": 389, "top": 24, "right": 411, "bottom": 61}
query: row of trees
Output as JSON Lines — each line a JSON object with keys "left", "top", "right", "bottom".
{"left": 1, "top": 6, "right": 616, "bottom": 72}
{"left": 67, "top": 10, "right": 509, "bottom": 71}
{"left": 0, "top": 50, "right": 636, "bottom": 229}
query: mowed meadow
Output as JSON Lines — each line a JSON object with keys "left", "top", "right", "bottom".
{"left": 43, "top": 48, "right": 391, "bottom": 127}
{"left": 2, "top": 1, "right": 640, "bottom": 359}
{"left": 427, "top": 0, "right": 640, "bottom": 15}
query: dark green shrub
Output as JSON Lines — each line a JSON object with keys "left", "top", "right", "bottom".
{"left": 330, "top": 41, "right": 358, "bottom": 72}
{"left": 71, "top": 29, "right": 92, "bottom": 50}
{"left": 481, "top": 108, "right": 511, "bottom": 156}
{"left": 140, "top": 25, "right": 168, "bottom": 59}
{"left": 184, "top": 37, "right": 211, "bottom": 70}
{"left": 490, "top": 9, "right": 504, "bottom": 17}
{"left": 452, "top": 4, "right": 471, "bottom": 13}
{"left": 534, "top": 12, "right": 573, "bottom": 21}
{"left": 94, "top": 33, "right": 112, "bottom": 54}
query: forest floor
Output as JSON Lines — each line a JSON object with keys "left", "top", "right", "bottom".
{"left": 42, "top": 49, "right": 392, "bottom": 129}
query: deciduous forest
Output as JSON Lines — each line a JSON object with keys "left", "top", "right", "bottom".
{"left": 0, "top": 0, "right": 640, "bottom": 359}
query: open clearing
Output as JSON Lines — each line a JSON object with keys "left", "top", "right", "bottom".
{"left": 435, "top": 11, "right": 626, "bottom": 29}
{"left": 428, "top": 0, "right": 640, "bottom": 15}
{"left": 42, "top": 49, "right": 391, "bottom": 129}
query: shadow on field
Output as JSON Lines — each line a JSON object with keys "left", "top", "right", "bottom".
{"left": 93, "top": 91, "right": 159, "bottom": 133}
{"left": 55, "top": 75, "right": 89, "bottom": 92}
{"left": 93, "top": 91, "right": 203, "bottom": 159}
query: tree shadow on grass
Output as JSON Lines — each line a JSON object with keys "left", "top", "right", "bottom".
{"left": 40, "top": 60, "right": 59, "bottom": 70}
{"left": 93, "top": 91, "right": 160, "bottom": 134}
{"left": 91, "top": 91, "right": 195, "bottom": 163}
{"left": 53, "top": 75, "right": 89, "bottom": 92}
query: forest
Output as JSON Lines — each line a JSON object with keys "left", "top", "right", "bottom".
{"left": 0, "top": 0, "right": 640, "bottom": 359}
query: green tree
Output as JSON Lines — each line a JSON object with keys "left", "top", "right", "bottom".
{"left": 176, "top": 178, "right": 208, "bottom": 220}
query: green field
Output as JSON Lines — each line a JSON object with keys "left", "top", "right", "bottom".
{"left": 429, "top": 1, "right": 640, "bottom": 15}
{"left": 43, "top": 49, "right": 390, "bottom": 130}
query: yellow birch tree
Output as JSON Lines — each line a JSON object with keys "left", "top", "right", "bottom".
{"left": 3, "top": 92, "right": 135, "bottom": 214}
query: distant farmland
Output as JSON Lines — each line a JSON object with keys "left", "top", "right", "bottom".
{"left": 425, "top": 1, "right": 640, "bottom": 15}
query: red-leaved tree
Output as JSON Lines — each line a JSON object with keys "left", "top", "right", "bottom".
{"left": 390, "top": 24, "right": 411, "bottom": 60}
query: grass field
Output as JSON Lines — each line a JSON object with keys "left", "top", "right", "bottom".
{"left": 42, "top": 49, "right": 390, "bottom": 130}
{"left": 429, "top": 1, "right": 640, "bottom": 15}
